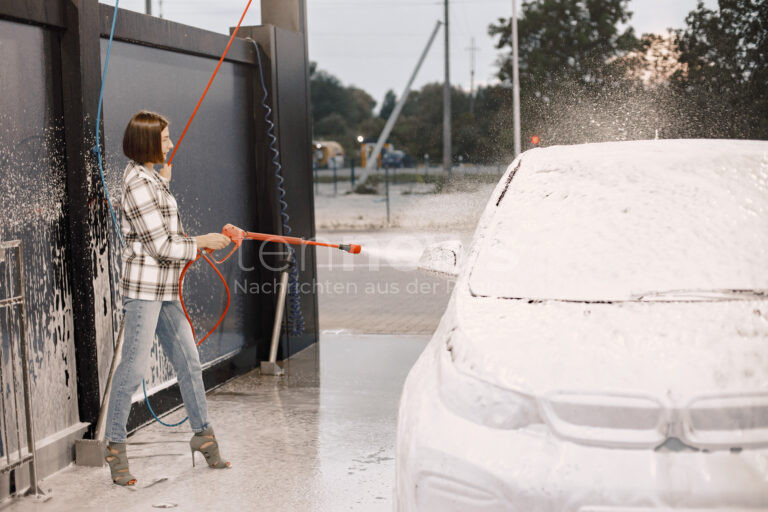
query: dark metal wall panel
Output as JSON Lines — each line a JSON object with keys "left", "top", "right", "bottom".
{"left": 99, "top": 39, "right": 263, "bottom": 395}
{"left": 0, "top": 19, "right": 80, "bottom": 448}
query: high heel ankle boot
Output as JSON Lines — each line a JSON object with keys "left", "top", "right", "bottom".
{"left": 190, "top": 426, "right": 231, "bottom": 469}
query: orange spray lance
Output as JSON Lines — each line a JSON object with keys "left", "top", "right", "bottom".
{"left": 209, "top": 224, "right": 361, "bottom": 264}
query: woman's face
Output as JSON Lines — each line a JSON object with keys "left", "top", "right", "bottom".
{"left": 161, "top": 127, "right": 173, "bottom": 163}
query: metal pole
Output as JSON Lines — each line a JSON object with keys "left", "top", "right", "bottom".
{"left": 313, "top": 161, "right": 318, "bottom": 196}
{"left": 145, "top": 0, "right": 152, "bottom": 15}
{"left": 512, "top": 0, "right": 521, "bottom": 157}
{"left": 333, "top": 158, "right": 337, "bottom": 196}
{"left": 16, "top": 243, "right": 41, "bottom": 496}
{"left": 467, "top": 37, "right": 478, "bottom": 115}
{"left": 0, "top": 334, "right": 9, "bottom": 468}
{"left": 269, "top": 270, "right": 289, "bottom": 364}
{"left": 350, "top": 159, "right": 355, "bottom": 188}
{"left": 385, "top": 166, "right": 390, "bottom": 225}
{"left": 260, "top": 258, "right": 289, "bottom": 376}
{"left": 365, "top": 21, "right": 442, "bottom": 170}
{"left": 443, "top": 0, "right": 452, "bottom": 174}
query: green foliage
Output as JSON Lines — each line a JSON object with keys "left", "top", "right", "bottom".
{"left": 379, "top": 90, "right": 397, "bottom": 119}
{"left": 672, "top": 0, "right": 768, "bottom": 138}
{"left": 486, "top": 0, "right": 648, "bottom": 146}
{"left": 310, "top": 63, "right": 377, "bottom": 156}
{"left": 488, "top": 0, "right": 638, "bottom": 89}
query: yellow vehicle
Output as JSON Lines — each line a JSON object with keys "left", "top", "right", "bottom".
{"left": 360, "top": 141, "right": 394, "bottom": 168}
{"left": 313, "top": 141, "right": 344, "bottom": 169}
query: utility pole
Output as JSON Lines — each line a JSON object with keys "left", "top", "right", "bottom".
{"left": 159, "top": 0, "right": 164, "bottom": 18}
{"left": 466, "top": 37, "right": 479, "bottom": 115}
{"left": 365, "top": 21, "right": 443, "bottom": 171}
{"left": 443, "top": 0, "right": 452, "bottom": 174}
{"left": 145, "top": 0, "right": 152, "bottom": 16}
{"left": 512, "top": 0, "right": 521, "bottom": 157}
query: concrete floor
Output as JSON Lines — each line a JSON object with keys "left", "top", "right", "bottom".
{"left": 4, "top": 334, "right": 428, "bottom": 512}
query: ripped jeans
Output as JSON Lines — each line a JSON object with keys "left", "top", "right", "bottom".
{"left": 105, "top": 298, "right": 210, "bottom": 443}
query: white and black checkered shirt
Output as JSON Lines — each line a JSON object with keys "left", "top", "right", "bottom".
{"left": 120, "top": 161, "right": 197, "bottom": 301}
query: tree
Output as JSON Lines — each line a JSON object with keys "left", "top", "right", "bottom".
{"left": 314, "top": 113, "right": 349, "bottom": 139}
{"left": 379, "top": 90, "right": 397, "bottom": 119}
{"left": 487, "top": 0, "right": 643, "bottom": 146}
{"left": 489, "top": 0, "right": 638, "bottom": 90}
{"left": 673, "top": 0, "right": 768, "bottom": 139}
{"left": 310, "top": 68, "right": 352, "bottom": 125}
{"left": 309, "top": 63, "right": 377, "bottom": 157}
{"left": 348, "top": 87, "right": 376, "bottom": 127}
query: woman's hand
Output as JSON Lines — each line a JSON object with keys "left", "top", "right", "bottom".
{"left": 159, "top": 163, "right": 172, "bottom": 181}
{"left": 195, "top": 233, "right": 231, "bottom": 251}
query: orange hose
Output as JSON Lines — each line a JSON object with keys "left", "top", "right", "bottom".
{"left": 179, "top": 251, "right": 231, "bottom": 347}
{"left": 173, "top": 0, "right": 253, "bottom": 345}
{"left": 167, "top": 0, "right": 254, "bottom": 165}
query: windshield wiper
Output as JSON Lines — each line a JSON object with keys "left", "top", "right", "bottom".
{"left": 632, "top": 289, "right": 767, "bottom": 302}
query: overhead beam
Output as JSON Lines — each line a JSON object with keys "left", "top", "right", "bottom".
{"left": 0, "top": 0, "right": 65, "bottom": 29}
{"left": 97, "top": 4, "right": 257, "bottom": 64}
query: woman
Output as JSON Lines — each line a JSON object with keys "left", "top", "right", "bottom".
{"left": 104, "top": 111, "right": 232, "bottom": 486}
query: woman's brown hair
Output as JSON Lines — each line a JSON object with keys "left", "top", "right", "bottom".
{"left": 122, "top": 111, "right": 169, "bottom": 164}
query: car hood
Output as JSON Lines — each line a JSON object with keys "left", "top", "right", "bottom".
{"left": 450, "top": 293, "right": 768, "bottom": 401}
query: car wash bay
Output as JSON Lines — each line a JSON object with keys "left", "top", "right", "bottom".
{"left": 0, "top": 0, "right": 322, "bottom": 500}
{"left": 0, "top": 1, "right": 445, "bottom": 509}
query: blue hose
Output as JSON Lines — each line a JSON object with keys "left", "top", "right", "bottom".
{"left": 142, "top": 380, "right": 188, "bottom": 427}
{"left": 95, "top": 1, "right": 187, "bottom": 428}
{"left": 252, "top": 41, "right": 305, "bottom": 336}
{"left": 93, "top": 0, "right": 124, "bottom": 248}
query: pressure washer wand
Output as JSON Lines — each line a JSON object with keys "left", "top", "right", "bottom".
{"left": 221, "top": 223, "right": 361, "bottom": 257}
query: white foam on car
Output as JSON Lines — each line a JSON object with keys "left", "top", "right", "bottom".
{"left": 471, "top": 139, "right": 768, "bottom": 302}
{"left": 450, "top": 139, "right": 768, "bottom": 397}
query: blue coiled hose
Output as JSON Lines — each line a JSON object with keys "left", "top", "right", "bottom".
{"left": 252, "top": 41, "right": 305, "bottom": 337}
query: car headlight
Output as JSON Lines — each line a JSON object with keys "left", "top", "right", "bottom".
{"left": 438, "top": 329, "right": 542, "bottom": 429}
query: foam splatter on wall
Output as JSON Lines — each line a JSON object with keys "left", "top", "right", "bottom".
{"left": 0, "top": 22, "right": 80, "bottom": 459}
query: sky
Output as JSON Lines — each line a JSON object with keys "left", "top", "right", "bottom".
{"left": 111, "top": 0, "right": 718, "bottom": 112}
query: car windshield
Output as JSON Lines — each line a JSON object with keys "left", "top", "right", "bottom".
{"left": 468, "top": 141, "right": 768, "bottom": 302}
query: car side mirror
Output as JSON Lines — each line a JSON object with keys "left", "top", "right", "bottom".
{"left": 418, "top": 240, "right": 463, "bottom": 280}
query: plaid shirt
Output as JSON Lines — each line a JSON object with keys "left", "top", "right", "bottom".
{"left": 120, "top": 161, "right": 197, "bottom": 301}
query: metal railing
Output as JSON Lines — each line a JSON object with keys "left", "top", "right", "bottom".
{"left": 0, "top": 241, "right": 44, "bottom": 498}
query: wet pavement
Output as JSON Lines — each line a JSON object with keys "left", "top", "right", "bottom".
{"left": 5, "top": 334, "right": 429, "bottom": 511}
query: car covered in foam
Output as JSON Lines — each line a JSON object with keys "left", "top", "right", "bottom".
{"left": 396, "top": 139, "right": 768, "bottom": 511}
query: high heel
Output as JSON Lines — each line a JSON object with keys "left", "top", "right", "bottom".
{"left": 105, "top": 442, "right": 137, "bottom": 486}
{"left": 190, "top": 426, "right": 230, "bottom": 469}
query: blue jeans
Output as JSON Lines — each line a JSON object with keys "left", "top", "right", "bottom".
{"left": 105, "top": 298, "right": 210, "bottom": 443}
